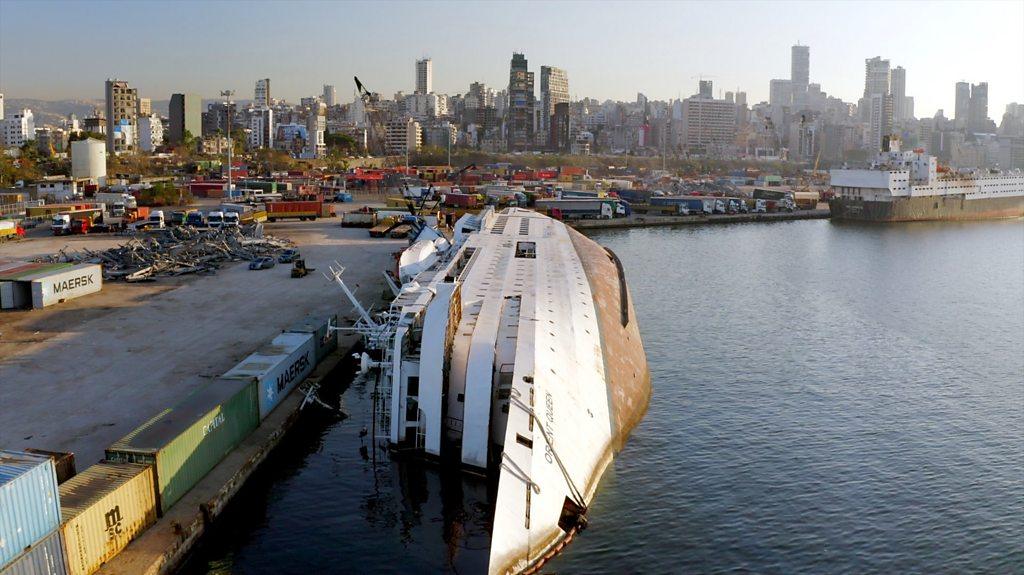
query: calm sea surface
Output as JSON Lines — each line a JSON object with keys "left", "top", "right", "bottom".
{"left": 180, "top": 219, "right": 1024, "bottom": 574}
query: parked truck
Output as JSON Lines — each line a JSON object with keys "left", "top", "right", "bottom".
{"left": 0, "top": 220, "right": 25, "bottom": 242}
{"left": 186, "top": 211, "right": 206, "bottom": 227}
{"left": 207, "top": 211, "right": 225, "bottom": 228}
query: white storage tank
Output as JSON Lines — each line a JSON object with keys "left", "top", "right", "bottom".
{"left": 70, "top": 139, "right": 106, "bottom": 187}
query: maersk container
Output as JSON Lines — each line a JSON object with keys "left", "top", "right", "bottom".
{"left": 0, "top": 529, "right": 68, "bottom": 575}
{"left": 24, "top": 264, "right": 103, "bottom": 309}
{"left": 0, "top": 451, "right": 61, "bottom": 569}
{"left": 220, "top": 332, "right": 316, "bottom": 420}
{"left": 286, "top": 314, "right": 338, "bottom": 364}
{"left": 59, "top": 462, "right": 156, "bottom": 575}
{"left": 104, "top": 378, "right": 258, "bottom": 515}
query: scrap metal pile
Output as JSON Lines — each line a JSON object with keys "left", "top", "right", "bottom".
{"left": 38, "top": 225, "right": 293, "bottom": 282}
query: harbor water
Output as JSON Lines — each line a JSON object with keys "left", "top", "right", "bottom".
{"left": 180, "top": 219, "right": 1024, "bottom": 574}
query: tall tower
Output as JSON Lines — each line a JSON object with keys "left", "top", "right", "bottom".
{"left": 698, "top": 80, "right": 713, "bottom": 99}
{"left": 539, "top": 66, "right": 569, "bottom": 141}
{"left": 954, "top": 82, "right": 971, "bottom": 128}
{"left": 416, "top": 58, "right": 432, "bottom": 95}
{"left": 791, "top": 44, "right": 809, "bottom": 92}
{"left": 863, "top": 57, "right": 892, "bottom": 151}
{"left": 323, "top": 84, "right": 337, "bottom": 107}
{"left": 968, "top": 82, "right": 988, "bottom": 133}
{"left": 891, "top": 66, "right": 907, "bottom": 122}
{"left": 863, "top": 56, "right": 890, "bottom": 97}
{"left": 104, "top": 79, "right": 138, "bottom": 154}
{"left": 507, "top": 53, "right": 534, "bottom": 151}
{"left": 254, "top": 78, "right": 271, "bottom": 108}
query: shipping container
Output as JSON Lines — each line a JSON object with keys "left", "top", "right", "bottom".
{"left": 104, "top": 379, "right": 258, "bottom": 515}
{"left": 58, "top": 462, "right": 156, "bottom": 575}
{"left": 0, "top": 529, "right": 68, "bottom": 575}
{"left": 22, "top": 264, "right": 103, "bottom": 309}
{"left": 265, "top": 201, "right": 322, "bottom": 221}
{"left": 23, "top": 450, "right": 76, "bottom": 484}
{"left": 0, "top": 451, "right": 61, "bottom": 568}
{"left": 220, "top": 332, "right": 316, "bottom": 420}
{"left": 285, "top": 314, "right": 338, "bottom": 364}
{"left": 341, "top": 211, "right": 377, "bottom": 228}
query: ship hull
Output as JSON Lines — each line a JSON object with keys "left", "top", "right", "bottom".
{"left": 829, "top": 194, "right": 1024, "bottom": 222}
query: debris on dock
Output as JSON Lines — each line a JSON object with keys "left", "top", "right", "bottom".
{"left": 36, "top": 226, "right": 293, "bottom": 281}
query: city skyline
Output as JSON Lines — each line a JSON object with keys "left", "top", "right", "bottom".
{"left": 1, "top": 1, "right": 1022, "bottom": 118}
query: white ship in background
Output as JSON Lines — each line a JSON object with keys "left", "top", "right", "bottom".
{"left": 829, "top": 136, "right": 1024, "bottom": 222}
{"left": 330, "top": 207, "right": 651, "bottom": 574}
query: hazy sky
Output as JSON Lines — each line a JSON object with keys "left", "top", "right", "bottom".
{"left": 1, "top": 0, "right": 1022, "bottom": 118}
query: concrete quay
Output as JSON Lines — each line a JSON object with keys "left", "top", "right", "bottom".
{"left": 568, "top": 208, "right": 830, "bottom": 230}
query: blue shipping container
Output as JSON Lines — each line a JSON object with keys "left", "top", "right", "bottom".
{"left": 0, "top": 451, "right": 61, "bottom": 569}
{"left": 1, "top": 529, "right": 68, "bottom": 575}
{"left": 220, "top": 332, "right": 316, "bottom": 419}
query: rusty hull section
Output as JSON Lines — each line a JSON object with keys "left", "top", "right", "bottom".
{"left": 567, "top": 227, "right": 651, "bottom": 453}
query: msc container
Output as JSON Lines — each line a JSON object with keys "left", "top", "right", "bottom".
{"left": 0, "top": 529, "right": 68, "bottom": 575}
{"left": 0, "top": 451, "right": 61, "bottom": 568}
{"left": 23, "top": 449, "right": 76, "bottom": 484}
{"left": 104, "top": 378, "right": 258, "bottom": 515}
{"left": 58, "top": 462, "right": 156, "bottom": 575}
{"left": 22, "top": 264, "right": 103, "bottom": 309}
{"left": 220, "top": 332, "right": 316, "bottom": 420}
{"left": 285, "top": 314, "right": 338, "bottom": 364}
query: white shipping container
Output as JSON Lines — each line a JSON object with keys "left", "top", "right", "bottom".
{"left": 24, "top": 264, "right": 103, "bottom": 309}
{"left": 220, "top": 332, "right": 315, "bottom": 419}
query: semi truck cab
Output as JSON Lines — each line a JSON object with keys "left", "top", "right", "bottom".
{"left": 207, "top": 211, "right": 225, "bottom": 228}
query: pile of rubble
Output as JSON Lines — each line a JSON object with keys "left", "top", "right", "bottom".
{"left": 38, "top": 225, "right": 293, "bottom": 281}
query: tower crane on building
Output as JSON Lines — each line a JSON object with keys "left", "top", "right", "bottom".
{"left": 354, "top": 76, "right": 391, "bottom": 165}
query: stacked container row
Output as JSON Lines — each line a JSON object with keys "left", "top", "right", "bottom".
{"left": 221, "top": 331, "right": 316, "bottom": 420}
{"left": 285, "top": 314, "right": 338, "bottom": 364}
{"left": 1, "top": 530, "right": 68, "bottom": 575}
{"left": 58, "top": 462, "right": 156, "bottom": 575}
{"left": 1, "top": 451, "right": 62, "bottom": 569}
{"left": 104, "top": 378, "right": 259, "bottom": 514}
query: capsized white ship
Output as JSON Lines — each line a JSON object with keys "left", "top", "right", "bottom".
{"left": 329, "top": 207, "right": 650, "bottom": 574}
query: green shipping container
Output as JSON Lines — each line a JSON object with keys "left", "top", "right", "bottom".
{"left": 103, "top": 379, "right": 258, "bottom": 515}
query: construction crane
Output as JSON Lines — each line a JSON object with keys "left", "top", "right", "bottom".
{"left": 354, "top": 76, "right": 390, "bottom": 164}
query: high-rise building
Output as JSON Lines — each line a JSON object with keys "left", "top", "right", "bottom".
{"left": 539, "top": 66, "right": 569, "bottom": 141}
{"left": 249, "top": 107, "right": 274, "bottom": 149}
{"left": 1, "top": 109, "right": 34, "bottom": 148}
{"left": 323, "top": 84, "right": 336, "bottom": 107}
{"left": 866, "top": 93, "right": 893, "bottom": 151}
{"left": 507, "top": 53, "right": 535, "bottom": 151}
{"left": 105, "top": 79, "right": 138, "bottom": 154}
{"left": 769, "top": 79, "right": 792, "bottom": 107}
{"left": 735, "top": 92, "right": 747, "bottom": 106}
{"left": 169, "top": 93, "right": 202, "bottom": 144}
{"left": 416, "top": 58, "right": 432, "bottom": 95}
{"left": 954, "top": 81, "right": 971, "bottom": 128}
{"left": 550, "top": 102, "right": 570, "bottom": 152}
{"left": 724, "top": 91, "right": 734, "bottom": 103}
{"left": 791, "top": 44, "right": 809, "bottom": 92}
{"left": 0, "top": 93, "right": 5, "bottom": 121}
{"left": 386, "top": 117, "right": 421, "bottom": 155}
{"left": 680, "top": 83, "right": 737, "bottom": 152}
{"left": 968, "top": 82, "right": 989, "bottom": 133}
{"left": 136, "top": 98, "right": 151, "bottom": 116}
{"left": 891, "top": 66, "right": 907, "bottom": 122}
{"left": 254, "top": 78, "right": 271, "bottom": 108}
{"left": 864, "top": 57, "right": 891, "bottom": 97}
{"left": 137, "top": 115, "right": 163, "bottom": 152}
{"left": 698, "top": 80, "right": 713, "bottom": 99}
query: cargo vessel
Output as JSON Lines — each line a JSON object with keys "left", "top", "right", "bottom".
{"left": 829, "top": 138, "right": 1024, "bottom": 222}
{"left": 329, "top": 207, "right": 651, "bottom": 574}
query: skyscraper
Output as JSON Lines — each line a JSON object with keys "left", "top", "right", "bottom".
{"left": 169, "top": 93, "right": 202, "bottom": 144}
{"left": 769, "top": 79, "right": 792, "bottom": 107}
{"left": 540, "top": 66, "right": 569, "bottom": 141}
{"left": 954, "top": 81, "right": 971, "bottom": 127}
{"left": 105, "top": 78, "right": 138, "bottom": 154}
{"left": 507, "top": 53, "right": 535, "bottom": 151}
{"left": 791, "top": 44, "right": 809, "bottom": 91}
{"left": 416, "top": 58, "right": 432, "bottom": 95}
{"left": 254, "top": 79, "right": 271, "bottom": 108}
{"left": 323, "top": 85, "right": 336, "bottom": 107}
{"left": 968, "top": 82, "right": 989, "bottom": 133}
{"left": 863, "top": 56, "right": 890, "bottom": 97}
{"left": 891, "top": 66, "right": 907, "bottom": 122}
{"left": 863, "top": 57, "right": 892, "bottom": 151}
{"left": 698, "top": 80, "right": 713, "bottom": 99}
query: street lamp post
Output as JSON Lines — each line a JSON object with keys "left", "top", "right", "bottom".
{"left": 220, "top": 90, "right": 234, "bottom": 197}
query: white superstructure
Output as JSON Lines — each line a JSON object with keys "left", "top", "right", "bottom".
{"left": 830, "top": 139, "right": 1024, "bottom": 203}
{"left": 330, "top": 207, "right": 649, "bottom": 574}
